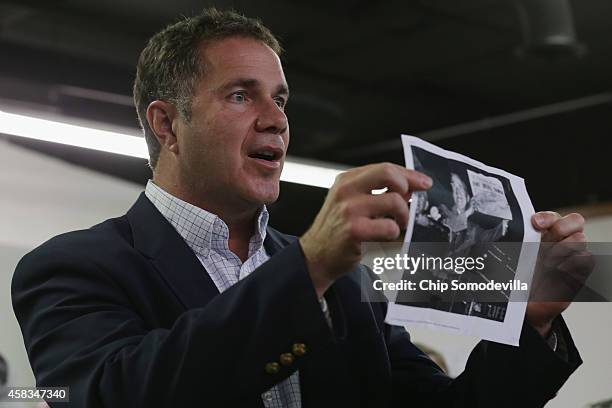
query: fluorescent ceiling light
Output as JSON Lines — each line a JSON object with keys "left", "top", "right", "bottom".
{"left": 0, "top": 110, "right": 346, "bottom": 189}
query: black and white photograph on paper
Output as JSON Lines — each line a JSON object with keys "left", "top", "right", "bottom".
{"left": 400, "top": 145, "right": 524, "bottom": 322}
{"left": 385, "top": 135, "right": 541, "bottom": 346}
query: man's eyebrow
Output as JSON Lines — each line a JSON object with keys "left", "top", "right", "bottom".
{"left": 219, "top": 78, "right": 258, "bottom": 92}
{"left": 217, "top": 78, "right": 289, "bottom": 98}
{"left": 275, "top": 84, "right": 290, "bottom": 98}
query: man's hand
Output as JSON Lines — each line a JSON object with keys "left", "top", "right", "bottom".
{"left": 300, "top": 163, "right": 433, "bottom": 298}
{"left": 527, "top": 211, "right": 594, "bottom": 337}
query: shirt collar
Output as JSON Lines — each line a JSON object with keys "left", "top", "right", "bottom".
{"left": 144, "top": 180, "right": 268, "bottom": 258}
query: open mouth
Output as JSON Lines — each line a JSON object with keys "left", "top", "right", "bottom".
{"left": 247, "top": 147, "right": 283, "bottom": 162}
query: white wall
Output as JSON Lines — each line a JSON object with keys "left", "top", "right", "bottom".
{"left": 0, "top": 139, "right": 141, "bottom": 406}
{"left": 1, "top": 138, "right": 610, "bottom": 407}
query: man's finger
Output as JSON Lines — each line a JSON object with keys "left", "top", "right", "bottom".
{"left": 350, "top": 217, "right": 402, "bottom": 241}
{"left": 351, "top": 163, "right": 432, "bottom": 195}
{"left": 367, "top": 192, "right": 410, "bottom": 228}
{"left": 532, "top": 211, "right": 562, "bottom": 231}
{"left": 540, "top": 232, "right": 587, "bottom": 268}
{"left": 537, "top": 251, "right": 595, "bottom": 301}
{"left": 557, "top": 249, "right": 595, "bottom": 285}
{"left": 542, "top": 213, "right": 585, "bottom": 243}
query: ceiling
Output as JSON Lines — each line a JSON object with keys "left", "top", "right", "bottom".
{"left": 1, "top": 0, "right": 611, "bottom": 235}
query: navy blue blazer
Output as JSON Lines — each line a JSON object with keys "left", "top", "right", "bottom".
{"left": 12, "top": 193, "right": 581, "bottom": 407}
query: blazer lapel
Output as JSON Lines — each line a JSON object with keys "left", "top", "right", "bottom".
{"left": 126, "top": 192, "right": 220, "bottom": 310}
{"left": 263, "top": 225, "right": 293, "bottom": 255}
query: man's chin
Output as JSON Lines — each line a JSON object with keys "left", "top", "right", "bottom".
{"left": 241, "top": 184, "right": 280, "bottom": 207}
{"left": 259, "top": 190, "right": 280, "bottom": 206}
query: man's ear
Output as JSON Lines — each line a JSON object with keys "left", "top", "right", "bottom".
{"left": 146, "top": 100, "right": 180, "bottom": 154}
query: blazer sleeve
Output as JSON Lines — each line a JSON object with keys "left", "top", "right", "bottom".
{"left": 386, "top": 314, "right": 582, "bottom": 407}
{"left": 12, "top": 240, "right": 332, "bottom": 407}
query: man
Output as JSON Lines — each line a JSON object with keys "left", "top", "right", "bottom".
{"left": 441, "top": 173, "right": 509, "bottom": 257}
{"left": 12, "top": 8, "right": 586, "bottom": 408}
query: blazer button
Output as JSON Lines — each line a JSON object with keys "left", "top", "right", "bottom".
{"left": 280, "top": 353, "right": 294, "bottom": 366}
{"left": 292, "top": 343, "right": 307, "bottom": 356}
{"left": 265, "top": 362, "right": 280, "bottom": 374}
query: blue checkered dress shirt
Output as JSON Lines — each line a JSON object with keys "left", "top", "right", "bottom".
{"left": 145, "top": 180, "right": 301, "bottom": 407}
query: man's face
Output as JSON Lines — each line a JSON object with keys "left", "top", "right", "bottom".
{"left": 176, "top": 36, "right": 289, "bottom": 210}
{"left": 451, "top": 174, "right": 468, "bottom": 211}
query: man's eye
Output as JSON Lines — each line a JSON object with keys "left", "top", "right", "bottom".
{"left": 274, "top": 97, "right": 286, "bottom": 109}
{"left": 230, "top": 92, "right": 247, "bottom": 102}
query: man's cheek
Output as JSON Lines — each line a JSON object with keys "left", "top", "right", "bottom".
{"left": 222, "top": 102, "right": 249, "bottom": 114}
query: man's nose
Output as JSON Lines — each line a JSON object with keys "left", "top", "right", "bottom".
{"left": 255, "top": 99, "right": 288, "bottom": 134}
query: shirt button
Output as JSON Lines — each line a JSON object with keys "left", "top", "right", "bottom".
{"left": 263, "top": 391, "right": 273, "bottom": 402}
